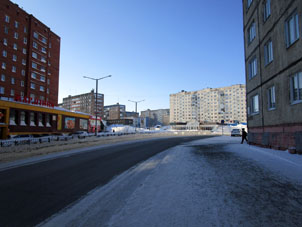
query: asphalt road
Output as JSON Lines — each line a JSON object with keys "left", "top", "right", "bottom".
{"left": 0, "top": 136, "right": 209, "bottom": 227}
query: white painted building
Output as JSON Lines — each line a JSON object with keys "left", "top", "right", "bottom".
{"left": 170, "top": 84, "right": 246, "bottom": 124}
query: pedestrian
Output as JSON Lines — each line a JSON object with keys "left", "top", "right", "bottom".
{"left": 241, "top": 128, "right": 248, "bottom": 144}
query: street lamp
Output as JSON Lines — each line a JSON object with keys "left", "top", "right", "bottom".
{"left": 84, "top": 75, "right": 112, "bottom": 136}
{"left": 128, "top": 99, "right": 145, "bottom": 130}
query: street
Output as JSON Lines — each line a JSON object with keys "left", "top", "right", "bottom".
{"left": 0, "top": 136, "right": 209, "bottom": 227}
{"left": 1, "top": 136, "right": 302, "bottom": 226}
{"left": 41, "top": 136, "right": 302, "bottom": 227}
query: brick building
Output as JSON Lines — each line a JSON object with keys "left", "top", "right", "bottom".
{"left": 243, "top": 0, "right": 302, "bottom": 152}
{"left": 0, "top": 0, "right": 60, "bottom": 105}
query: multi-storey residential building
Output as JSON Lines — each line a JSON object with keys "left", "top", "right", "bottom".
{"left": 61, "top": 90, "right": 104, "bottom": 116}
{"left": 140, "top": 109, "right": 170, "bottom": 126}
{"left": 243, "top": 0, "right": 302, "bottom": 152}
{"left": 0, "top": 0, "right": 60, "bottom": 105}
{"left": 103, "top": 103, "right": 126, "bottom": 120}
{"left": 170, "top": 85, "right": 246, "bottom": 124}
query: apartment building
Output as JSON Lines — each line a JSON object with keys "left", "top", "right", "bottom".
{"left": 0, "top": 0, "right": 60, "bottom": 105}
{"left": 170, "top": 85, "right": 246, "bottom": 124}
{"left": 103, "top": 103, "right": 126, "bottom": 120}
{"left": 243, "top": 0, "right": 302, "bottom": 151}
{"left": 61, "top": 90, "right": 104, "bottom": 116}
{"left": 140, "top": 109, "right": 170, "bottom": 126}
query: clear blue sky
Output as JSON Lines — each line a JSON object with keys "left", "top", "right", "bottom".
{"left": 13, "top": 0, "right": 245, "bottom": 112}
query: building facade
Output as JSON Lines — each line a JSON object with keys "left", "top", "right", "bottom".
{"left": 170, "top": 84, "right": 246, "bottom": 124}
{"left": 140, "top": 109, "right": 170, "bottom": 126}
{"left": 61, "top": 90, "right": 104, "bottom": 116}
{"left": 103, "top": 103, "right": 126, "bottom": 120}
{"left": 0, "top": 0, "right": 60, "bottom": 105}
{"left": 243, "top": 0, "right": 302, "bottom": 152}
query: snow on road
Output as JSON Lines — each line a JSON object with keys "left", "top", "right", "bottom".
{"left": 39, "top": 136, "right": 302, "bottom": 227}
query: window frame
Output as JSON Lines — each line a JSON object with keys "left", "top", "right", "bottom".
{"left": 248, "top": 56, "right": 257, "bottom": 80}
{"left": 250, "top": 94, "right": 259, "bottom": 115}
{"left": 290, "top": 72, "right": 302, "bottom": 104}
{"left": 263, "top": 0, "right": 271, "bottom": 22}
{"left": 285, "top": 11, "right": 299, "bottom": 48}
{"left": 264, "top": 39, "right": 273, "bottom": 65}
{"left": 267, "top": 86, "right": 276, "bottom": 110}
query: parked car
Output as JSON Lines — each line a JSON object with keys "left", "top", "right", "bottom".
{"left": 71, "top": 131, "right": 89, "bottom": 138}
{"left": 231, "top": 129, "right": 241, "bottom": 137}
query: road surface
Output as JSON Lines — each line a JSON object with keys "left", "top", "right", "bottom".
{"left": 0, "top": 136, "right": 209, "bottom": 227}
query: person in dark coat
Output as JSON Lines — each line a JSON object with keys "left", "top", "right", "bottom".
{"left": 241, "top": 128, "right": 248, "bottom": 144}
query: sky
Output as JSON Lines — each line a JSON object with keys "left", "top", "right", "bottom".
{"left": 12, "top": 0, "right": 245, "bottom": 113}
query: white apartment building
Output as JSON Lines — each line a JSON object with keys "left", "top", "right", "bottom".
{"left": 170, "top": 84, "right": 246, "bottom": 124}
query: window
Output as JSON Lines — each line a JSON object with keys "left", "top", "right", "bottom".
{"left": 290, "top": 72, "right": 302, "bottom": 104}
{"left": 24, "top": 27, "right": 27, "bottom": 33}
{"left": 21, "top": 70, "right": 25, "bottom": 76}
{"left": 0, "top": 86, "right": 4, "bottom": 94}
{"left": 31, "top": 72, "right": 37, "bottom": 79}
{"left": 9, "top": 109, "right": 16, "bottom": 126}
{"left": 14, "top": 21, "right": 18, "bottom": 28}
{"left": 267, "top": 86, "right": 276, "bottom": 110}
{"left": 285, "top": 11, "right": 299, "bottom": 47}
{"left": 11, "top": 77, "right": 15, "bottom": 84}
{"left": 250, "top": 94, "right": 259, "bottom": 114}
{"left": 12, "top": 66, "right": 16, "bottom": 73}
{"left": 41, "top": 37, "right": 47, "bottom": 44}
{"left": 33, "top": 32, "right": 38, "bottom": 39}
{"left": 49, "top": 42, "right": 52, "bottom": 48}
{"left": 32, "top": 62, "right": 37, "bottom": 69}
{"left": 47, "top": 88, "right": 49, "bottom": 94}
{"left": 1, "top": 74, "right": 5, "bottom": 82}
{"left": 14, "top": 32, "right": 18, "bottom": 39}
{"left": 38, "top": 113, "right": 43, "bottom": 127}
{"left": 41, "top": 56, "right": 46, "bottom": 63}
{"left": 47, "top": 79, "right": 50, "bottom": 84}
{"left": 40, "top": 86, "right": 45, "bottom": 92}
{"left": 30, "top": 83, "right": 35, "bottom": 89}
{"left": 10, "top": 89, "right": 14, "bottom": 96}
{"left": 22, "top": 59, "right": 26, "bottom": 65}
{"left": 33, "top": 42, "right": 38, "bottom": 49}
{"left": 23, "top": 48, "right": 26, "bottom": 54}
{"left": 5, "top": 15, "right": 9, "bottom": 23}
{"left": 248, "top": 22, "right": 256, "bottom": 44}
{"left": 4, "top": 26, "right": 8, "bottom": 34}
{"left": 21, "top": 91, "right": 24, "bottom": 97}
{"left": 12, "top": 55, "right": 17, "bottom": 61}
{"left": 24, "top": 37, "right": 27, "bottom": 44}
{"left": 40, "top": 96, "right": 45, "bottom": 101}
{"left": 40, "top": 66, "right": 45, "bottom": 72}
{"left": 2, "top": 50, "right": 7, "bottom": 57}
{"left": 41, "top": 75, "right": 45, "bottom": 82}
{"left": 30, "top": 94, "right": 35, "bottom": 100}
{"left": 32, "top": 52, "right": 37, "bottom": 59}
{"left": 30, "top": 112, "right": 35, "bottom": 126}
{"left": 41, "top": 47, "right": 46, "bottom": 53}
{"left": 247, "top": 0, "right": 253, "bottom": 9}
{"left": 248, "top": 57, "right": 257, "bottom": 79}
{"left": 2, "top": 62, "right": 6, "bottom": 69}
{"left": 21, "top": 80, "right": 24, "bottom": 87}
{"left": 263, "top": 0, "right": 271, "bottom": 22}
{"left": 3, "top": 38, "right": 7, "bottom": 46}
{"left": 13, "top": 43, "right": 17, "bottom": 50}
{"left": 264, "top": 39, "right": 273, "bottom": 65}
{"left": 20, "top": 111, "right": 26, "bottom": 126}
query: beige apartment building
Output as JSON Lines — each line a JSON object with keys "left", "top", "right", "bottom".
{"left": 170, "top": 84, "right": 246, "bottom": 124}
{"left": 243, "top": 0, "right": 302, "bottom": 152}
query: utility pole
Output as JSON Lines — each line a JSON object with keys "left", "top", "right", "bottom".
{"left": 84, "top": 75, "right": 112, "bottom": 136}
{"left": 128, "top": 99, "right": 145, "bottom": 130}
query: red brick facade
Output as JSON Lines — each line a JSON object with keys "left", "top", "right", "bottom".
{"left": 248, "top": 123, "right": 302, "bottom": 153}
{"left": 0, "top": 0, "right": 60, "bottom": 105}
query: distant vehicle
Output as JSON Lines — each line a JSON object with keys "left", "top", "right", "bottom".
{"left": 71, "top": 131, "right": 89, "bottom": 138}
{"left": 11, "top": 134, "right": 33, "bottom": 139}
{"left": 231, "top": 129, "right": 241, "bottom": 137}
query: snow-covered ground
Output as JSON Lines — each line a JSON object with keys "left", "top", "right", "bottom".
{"left": 39, "top": 136, "right": 302, "bottom": 227}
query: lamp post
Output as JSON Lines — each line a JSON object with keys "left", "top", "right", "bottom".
{"left": 128, "top": 99, "right": 144, "bottom": 130}
{"left": 84, "top": 75, "right": 111, "bottom": 136}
